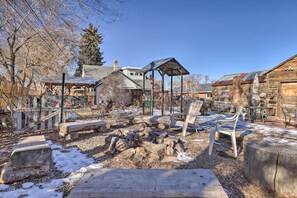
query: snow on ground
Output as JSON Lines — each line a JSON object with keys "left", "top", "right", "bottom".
{"left": 0, "top": 141, "right": 103, "bottom": 198}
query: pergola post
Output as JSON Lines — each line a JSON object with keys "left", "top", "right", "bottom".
{"left": 170, "top": 69, "right": 173, "bottom": 113}
{"left": 180, "top": 71, "right": 183, "bottom": 114}
{"left": 161, "top": 68, "right": 165, "bottom": 116}
{"left": 151, "top": 70, "right": 154, "bottom": 115}
{"left": 142, "top": 72, "right": 146, "bottom": 115}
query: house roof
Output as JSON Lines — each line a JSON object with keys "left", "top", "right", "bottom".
{"left": 95, "top": 70, "right": 152, "bottom": 90}
{"left": 263, "top": 54, "right": 297, "bottom": 75}
{"left": 212, "top": 70, "right": 267, "bottom": 86}
{"left": 41, "top": 76, "right": 96, "bottom": 86}
{"left": 82, "top": 65, "right": 115, "bottom": 80}
{"left": 173, "top": 83, "right": 212, "bottom": 93}
{"left": 139, "top": 58, "right": 190, "bottom": 76}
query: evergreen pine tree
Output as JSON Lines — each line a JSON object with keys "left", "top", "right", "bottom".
{"left": 75, "top": 23, "right": 105, "bottom": 76}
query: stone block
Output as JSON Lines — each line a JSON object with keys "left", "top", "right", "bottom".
{"left": 116, "top": 148, "right": 135, "bottom": 160}
{"left": 0, "top": 162, "right": 50, "bottom": 184}
{"left": 11, "top": 135, "right": 52, "bottom": 169}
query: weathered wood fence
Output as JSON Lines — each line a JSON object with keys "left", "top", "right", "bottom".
{"left": 0, "top": 80, "right": 40, "bottom": 110}
{"left": 10, "top": 95, "right": 62, "bottom": 132}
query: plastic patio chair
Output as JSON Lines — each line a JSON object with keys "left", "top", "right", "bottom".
{"left": 208, "top": 106, "right": 243, "bottom": 158}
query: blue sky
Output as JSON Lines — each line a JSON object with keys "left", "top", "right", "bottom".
{"left": 89, "top": 0, "right": 297, "bottom": 81}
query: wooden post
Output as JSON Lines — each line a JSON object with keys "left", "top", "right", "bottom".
{"left": 170, "top": 70, "right": 173, "bottom": 113}
{"left": 17, "top": 96, "right": 22, "bottom": 130}
{"left": 151, "top": 70, "right": 154, "bottom": 115}
{"left": 180, "top": 71, "right": 184, "bottom": 114}
{"left": 40, "top": 96, "right": 46, "bottom": 130}
{"left": 60, "top": 73, "right": 65, "bottom": 123}
{"left": 33, "top": 97, "right": 38, "bottom": 130}
{"left": 142, "top": 72, "right": 146, "bottom": 115}
{"left": 161, "top": 68, "right": 165, "bottom": 116}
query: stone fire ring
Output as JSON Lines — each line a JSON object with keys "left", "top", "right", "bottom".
{"left": 243, "top": 134, "right": 297, "bottom": 197}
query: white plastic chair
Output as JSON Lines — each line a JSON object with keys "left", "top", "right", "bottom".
{"left": 208, "top": 106, "right": 243, "bottom": 158}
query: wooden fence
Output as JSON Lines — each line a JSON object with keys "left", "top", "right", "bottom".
{"left": 10, "top": 95, "right": 62, "bottom": 132}
{"left": 0, "top": 80, "right": 40, "bottom": 110}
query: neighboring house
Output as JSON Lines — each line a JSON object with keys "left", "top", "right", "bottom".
{"left": 212, "top": 54, "right": 297, "bottom": 117}
{"left": 173, "top": 83, "right": 213, "bottom": 100}
{"left": 81, "top": 60, "right": 152, "bottom": 105}
{"left": 264, "top": 54, "right": 297, "bottom": 117}
{"left": 212, "top": 70, "right": 267, "bottom": 110}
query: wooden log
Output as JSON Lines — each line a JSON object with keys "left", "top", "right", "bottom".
{"left": 243, "top": 134, "right": 297, "bottom": 197}
{"left": 133, "top": 115, "right": 172, "bottom": 126}
{"left": 59, "top": 120, "right": 107, "bottom": 137}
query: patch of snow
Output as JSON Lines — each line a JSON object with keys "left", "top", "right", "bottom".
{"left": 0, "top": 184, "right": 10, "bottom": 191}
{"left": 67, "top": 112, "right": 80, "bottom": 119}
{"left": 1, "top": 141, "right": 103, "bottom": 198}
{"left": 177, "top": 152, "right": 194, "bottom": 163}
{"left": 48, "top": 141, "right": 94, "bottom": 174}
{"left": 22, "top": 182, "right": 34, "bottom": 189}
{"left": 191, "top": 139, "right": 204, "bottom": 142}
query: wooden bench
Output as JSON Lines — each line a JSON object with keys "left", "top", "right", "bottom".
{"left": 281, "top": 106, "right": 296, "bottom": 127}
{"left": 59, "top": 120, "right": 108, "bottom": 139}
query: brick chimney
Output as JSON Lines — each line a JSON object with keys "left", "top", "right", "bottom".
{"left": 113, "top": 59, "right": 118, "bottom": 71}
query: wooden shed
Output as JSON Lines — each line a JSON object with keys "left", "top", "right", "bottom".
{"left": 264, "top": 54, "right": 297, "bottom": 117}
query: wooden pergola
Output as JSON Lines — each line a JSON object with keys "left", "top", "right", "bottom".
{"left": 41, "top": 76, "right": 96, "bottom": 95}
{"left": 139, "top": 58, "right": 190, "bottom": 115}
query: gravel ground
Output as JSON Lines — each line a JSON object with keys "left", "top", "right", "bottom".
{"left": 0, "top": 117, "right": 279, "bottom": 198}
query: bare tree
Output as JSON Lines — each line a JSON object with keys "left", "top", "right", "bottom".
{"left": 184, "top": 74, "right": 202, "bottom": 96}
{"left": 0, "top": 0, "right": 125, "bottom": 87}
{"left": 98, "top": 74, "right": 131, "bottom": 111}
{"left": 204, "top": 75, "right": 209, "bottom": 84}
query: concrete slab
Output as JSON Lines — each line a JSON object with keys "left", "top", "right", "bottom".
{"left": 11, "top": 135, "right": 52, "bottom": 169}
{"left": 68, "top": 169, "right": 227, "bottom": 198}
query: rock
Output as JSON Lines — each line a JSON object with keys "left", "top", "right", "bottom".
{"left": 141, "top": 141, "right": 166, "bottom": 158}
{"left": 157, "top": 123, "right": 166, "bottom": 130}
{"left": 156, "top": 132, "right": 168, "bottom": 144}
{"left": 161, "top": 156, "right": 178, "bottom": 163}
{"left": 10, "top": 135, "right": 52, "bottom": 169}
{"left": 163, "top": 138, "right": 174, "bottom": 147}
{"left": 133, "top": 147, "right": 147, "bottom": 163}
{"left": 148, "top": 153, "right": 160, "bottom": 162}
{"left": 66, "top": 132, "right": 79, "bottom": 140}
{"left": 115, "top": 139, "right": 130, "bottom": 152}
{"left": 98, "top": 124, "right": 110, "bottom": 133}
{"left": 165, "top": 146, "right": 174, "bottom": 156}
{"left": 174, "top": 141, "right": 185, "bottom": 153}
{"left": 144, "top": 127, "right": 153, "bottom": 137}
{"left": 135, "top": 123, "right": 147, "bottom": 132}
{"left": 116, "top": 148, "right": 135, "bottom": 159}
{"left": 0, "top": 162, "right": 49, "bottom": 184}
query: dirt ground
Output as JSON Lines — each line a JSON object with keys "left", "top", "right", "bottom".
{"left": 1, "top": 113, "right": 296, "bottom": 197}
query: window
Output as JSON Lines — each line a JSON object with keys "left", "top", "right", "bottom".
{"left": 140, "top": 74, "right": 143, "bottom": 76}
{"left": 135, "top": 73, "right": 138, "bottom": 76}
{"left": 130, "top": 72, "right": 134, "bottom": 75}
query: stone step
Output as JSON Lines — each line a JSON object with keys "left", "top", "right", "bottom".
{"left": 68, "top": 168, "right": 228, "bottom": 198}
{"left": 10, "top": 135, "right": 52, "bottom": 169}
